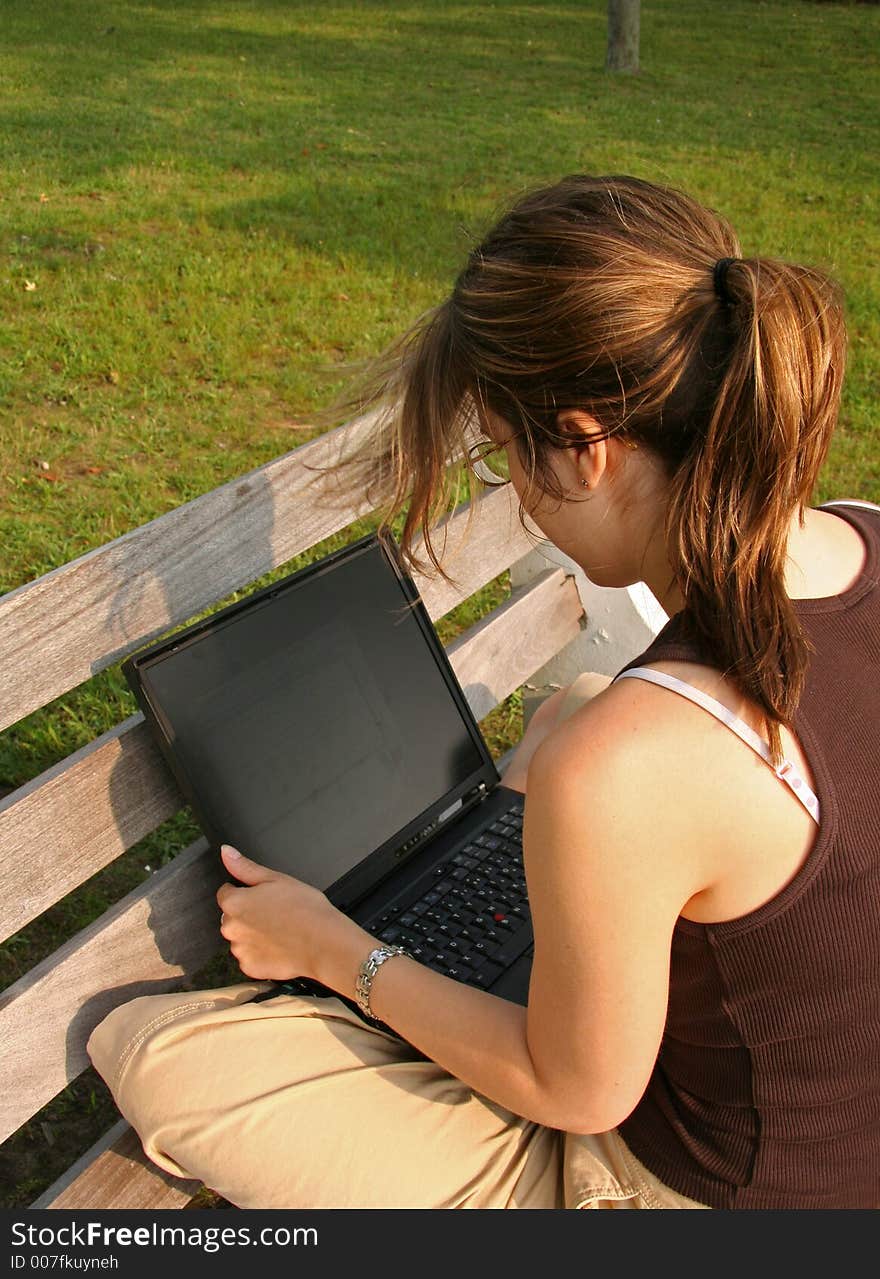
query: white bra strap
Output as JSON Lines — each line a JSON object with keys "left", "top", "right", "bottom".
{"left": 614, "top": 667, "right": 821, "bottom": 825}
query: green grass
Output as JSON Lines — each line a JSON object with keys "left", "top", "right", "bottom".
{"left": 1, "top": 0, "right": 878, "bottom": 1207}
{"left": 2, "top": 0, "right": 878, "bottom": 594}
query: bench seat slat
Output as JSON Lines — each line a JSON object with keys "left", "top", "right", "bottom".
{"left": 1, "top": 568, "right": 583, "bottom": 1144}
{"left": 33, "top": 1120, "right": 199, "bottom": 1210}
{"left": 1, "top": 489, "right": 531, "bottom": 942}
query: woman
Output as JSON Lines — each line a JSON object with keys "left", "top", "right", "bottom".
{"left": 88, "top": 175, "right": 879, "bottom": 1209}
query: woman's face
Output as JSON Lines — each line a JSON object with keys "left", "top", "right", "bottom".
{"left": 479, "top": 408, "right": 662, "bottom": 592}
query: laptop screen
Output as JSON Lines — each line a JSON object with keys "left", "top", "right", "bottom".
{"left": 133, "top": 536, "right": 494, "bottom": 896}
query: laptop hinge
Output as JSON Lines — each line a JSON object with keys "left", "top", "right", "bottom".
{"left": 464, "top": 781, "right": 489, "bottom": 804}
{"left": 446, "top": 780, "right": 489, "bottom": 821}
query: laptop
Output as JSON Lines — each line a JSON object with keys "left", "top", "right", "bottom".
{"left": 122, "top": 531, "right": 533, "bottom": 1021}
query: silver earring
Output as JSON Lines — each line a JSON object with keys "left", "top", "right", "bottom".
{"left": 580, "top": 479, "right": 589, "bottom": 487}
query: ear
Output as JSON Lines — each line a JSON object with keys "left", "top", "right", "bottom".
{"left": 555, "top": 410, "right": 608, "bottom": 491}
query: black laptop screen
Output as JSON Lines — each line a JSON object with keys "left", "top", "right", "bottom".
{"left": 137, "top": 539, "right": 489, "bottom": 892}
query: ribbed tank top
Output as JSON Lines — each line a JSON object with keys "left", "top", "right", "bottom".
{"left": 616, "top": 503, "right": 880, "bottom": 1209}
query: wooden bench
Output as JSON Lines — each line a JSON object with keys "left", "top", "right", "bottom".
{"left": 3, "top": 415, "right": 666, "bottom": 1210}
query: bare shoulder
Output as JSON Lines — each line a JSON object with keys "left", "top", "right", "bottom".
{"left": 786, "top": 505, "right": 869, "bottom": 599}
{"left": 527, "top": 660, "right": 819, "bottom": 925}
{"left": 525, "top": 674, "right": 719, "bottom": 904}
{"left": 536, "top": 658, "right": 773, "bottom": 793}
{"left": 530, "top": 664, "right": 732, "bottom": 803}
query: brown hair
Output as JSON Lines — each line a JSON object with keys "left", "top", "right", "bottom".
{"left": 320, "top": 175, "right": 847, "bottom": 760}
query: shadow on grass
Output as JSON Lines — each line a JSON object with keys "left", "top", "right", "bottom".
{"left": 7, "top": 0, "right": 876, "bottom": 277}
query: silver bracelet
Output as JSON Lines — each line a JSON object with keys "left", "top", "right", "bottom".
{"left": 355, "top": 945, "right": 409, "bottom": 1020}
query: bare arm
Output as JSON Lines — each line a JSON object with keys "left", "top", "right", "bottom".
{"left": 311, "top": 677, "right": 703, "bottom": 1132}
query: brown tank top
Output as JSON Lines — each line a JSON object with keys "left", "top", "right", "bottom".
{"left": 617, "top": 503, "right": 880, "bottom": 1209}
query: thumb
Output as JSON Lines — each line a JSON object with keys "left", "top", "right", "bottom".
{"left": 220, "top": 844, "right": 276, "bottom": 885}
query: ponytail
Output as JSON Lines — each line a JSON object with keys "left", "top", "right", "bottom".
{"left": 666, "top": 258, "right": 846, "bottom": 760}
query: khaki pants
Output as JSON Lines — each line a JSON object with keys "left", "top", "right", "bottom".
{"left": 88, "top": 983, "right": 709, "bottom": 1210}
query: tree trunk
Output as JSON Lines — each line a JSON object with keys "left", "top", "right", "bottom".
{"left": 606, "top": 0, "right": 640, "bottom": 74}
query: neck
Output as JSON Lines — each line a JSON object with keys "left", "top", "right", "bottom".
{"left": 643, "top": 558, "right": 685, "bottom": 618}
{"left": 635, "top": 506, "right": 685, "bottom": 617}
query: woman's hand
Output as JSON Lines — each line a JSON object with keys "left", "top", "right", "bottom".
{"left": 215, "top": 845, "right": 359, "bottom": 982}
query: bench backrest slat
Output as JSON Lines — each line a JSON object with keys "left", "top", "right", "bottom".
{"left": 0, "top": 718, "right": 178, "bottom": 946}
{"left": 0, "top": 420, "right": 379, "bottom": 733}
{"left": 2, "top": 567, "right": 584, "bottom": 1144}
{"left": 446, "top": 568, "right": 583, "bottom": 722}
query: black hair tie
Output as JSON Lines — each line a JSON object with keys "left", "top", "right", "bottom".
{"left": 713, "top": 257, "right": 737, "bottom": 306}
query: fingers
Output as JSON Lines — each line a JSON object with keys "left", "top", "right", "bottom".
{"left": 216, "top": 883, "right": 243, "bottom": 939}
{"left": 216, "top": 844, "right": 277, "bottom": 911}
{"left": 216, "top": 881, "right": 238, "bottom": 911}
{"left": 216, "top": 886, "right": 233, "bottom": 940}
{"left": 220, "top": 843, "right": 277, "bottom": 885}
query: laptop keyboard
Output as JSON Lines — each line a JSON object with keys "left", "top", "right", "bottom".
{"left": 362, "top": 794, "right": 533, "bottom": 991}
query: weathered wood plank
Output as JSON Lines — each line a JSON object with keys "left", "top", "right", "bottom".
{"left": 1, "top": 567, "right": 582, "bottom": 1140}
{"left": 33, "top": 1120, "right": 199, "bottom": 1210}
{"left": 2, "top": 488, "right": 530, "bottom": 941}
{"left": 447, "top": 569, "right": 584, "bottom": 722}
{"left": 412, "top": 485, "right": 533, "bottom": 621}
{"left": 0, "top": 419, "right": 377, "bottom": 734}
{"left": 0, "top": 717, "right": 181, "bottom": 945}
